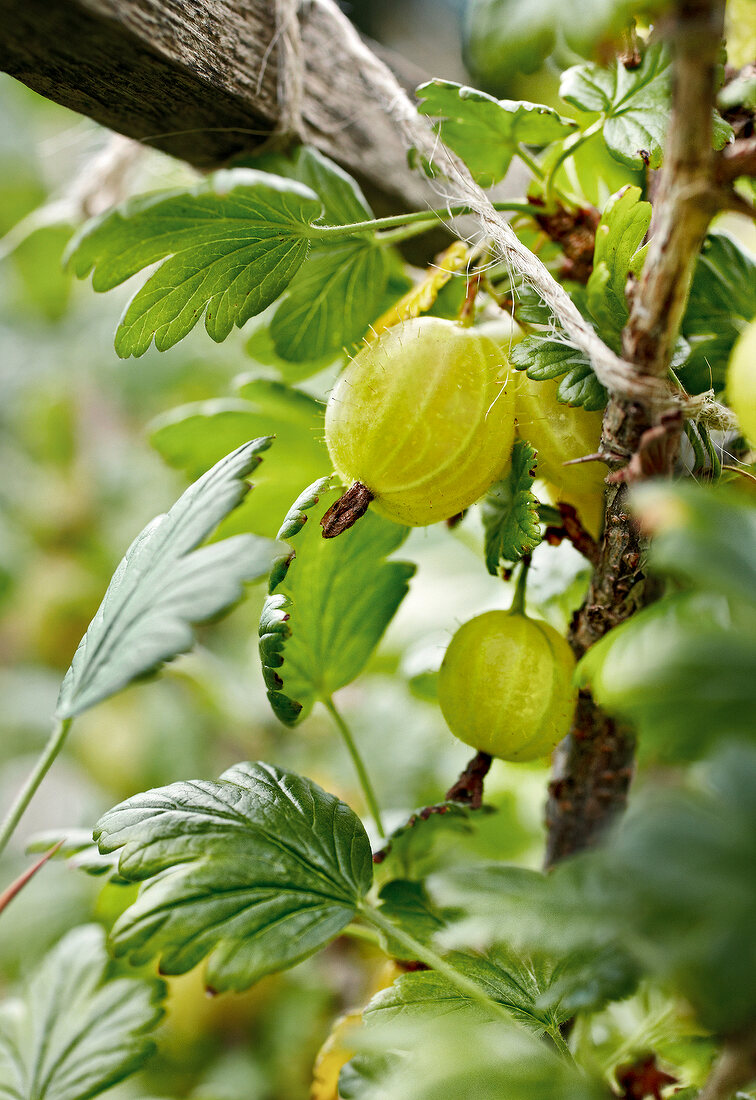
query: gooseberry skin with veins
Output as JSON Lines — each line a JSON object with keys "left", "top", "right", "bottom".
{"left": 438, "top": 609, "right": 577, "bottom": 762}
{"left": 515, "top": 375, "right": 606, "bottom": 498}
{"left": 324, "top": 317, "right": 517, "bottom": 526}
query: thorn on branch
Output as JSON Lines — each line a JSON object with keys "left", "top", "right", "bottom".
{"left": 544, "top": 503, "right": 601, "bottom": 568}
{"left": 606, "top": 410, "right": 684, "bottom": 485}
{"left": 320, "top": 482, "right": 374, "bottom": 538}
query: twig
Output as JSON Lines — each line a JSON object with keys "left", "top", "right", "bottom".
{"left": 0, "top": 841, "right": 64, "bottom": 917}
{"left": 444, "top": 751, "right": 492, "bottom": 809}
{"left": 544, "top": 503, "right": 601, "bottom": 568}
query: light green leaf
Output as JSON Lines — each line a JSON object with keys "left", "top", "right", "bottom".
{"left": 94, "top": 761, "right": 373, "bottom": 991}
{"left": 510, "top": 338, "right": 607, "bottom": 410}
{"left": 66, "top": 170, "right": 322, "bottom": 356}
{"left": 149, "top": 379, "right": 328, "bottom": 538}
{"left": 364, "top": 944, "right": 569, "bottom": 1036}
{"left": 259, "top": 480, "right": 415, "bottom": 724}
{"left": 340, "top": 1015, "right": 605, "bottom": 1100}
{"left": 255, "top": 145, "right": 374, "bottom": 228}
{"left": 481, "top": 440, "right": 541, "bottom": 574}
{"left": 27, "top": 830, "right": 123, "bottom": 880}
{"left": 271, "top": 240, "right": 389, "bottom": 361}
{"left": 417, "top": 80, "right": 577, "bottom": 187}
{"left": 0, "top": 924, "right": 164, "bottom": 1100}
{"left": 56, "top": 440, "right": 280, "bottom": 718}
{"left": 245, "top": 314, "right": 338, "bottom": 383}
{"left": 587, "top": 185, "right": 651, "bottom": 339}
{"left": 679, "top": 231, "right": 756, "bottom": 394}
{"left": 561, "top": 44, "right": 732, "bottom": 169}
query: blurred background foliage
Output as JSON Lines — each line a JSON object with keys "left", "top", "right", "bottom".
{"left": 0, "top": 1, "right": 754, "bottom": 1097}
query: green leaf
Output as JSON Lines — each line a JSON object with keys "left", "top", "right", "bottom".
{"left": 66, "top": 170, "right": 323, "bottom": 357}
{"left": 245, "top": 314, "right": 338, "bottom": 383}
{"left": 271, "top": 240, "right": 389, "bottom": 361}
{"left": 374, "top": 802, "right": 478, "bottom": 882}
{"left": 417, "top": 80, "right": 577, "bottom": 187}
{"left": 259, "top": 480, "right": 415, "bottom": 724}
{"left": 94, "top": 761, "right": 373, "bottom": 991}
{"left": 481, "top": 441, "right": 541, "bottom": 573}
{"left": 679, "top": 231, "right": 756, "bottom": 394}
{"left": 27, "top": 829, "right": 123, "bottom": 880}
{"left": 56, "top": 440, "right": 280, "bottom": 718}
{"left": 587, "top": 185, "right": 651, "bottom": 339}
{"left": 577, "top": 482, "right": 756, "bottom": 757}
{"left": 562, "top": 44, "right": 732, "bottom": 170}
{"left": 256, "top": 145, "right": 374, "bottom": 228}
{"left": 340, "top": 1015, "right": 605, "bottom": 1100}
{"left": 510, "top": 338, "right": 607, "bottom": 410}
{"left": 373, "top": 880, "right": 448, "bottom": 960}
{"left": 149, "top": 380, "right": 328, "bottom": 538}
{"left": 464, "top": 0, "right": 669, "bottom": 92}
{"left": 364, "top": 945, "right": 569, "bottom": 1036}
{"left": 0, "top": 924, "right": 164, "bottom": 1100}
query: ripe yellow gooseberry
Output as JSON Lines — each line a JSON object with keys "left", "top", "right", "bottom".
{"left": 727, "top": 319, "right": 756, "bottom": 445}
{"left": 324, "top": 317, "right": 517, "bottom": 526}
{"left": 438, "top": 603, "right": 577, "bottom": 762}
{"left": 516, "top": 375, "right": 606, "bottom": 498}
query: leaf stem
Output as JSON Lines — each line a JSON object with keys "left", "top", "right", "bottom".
{"left": 359, "top": 903, "right": 572, "bottom": 1059}
{"left": 0, "top": 716, "right": 73, "bottom": 858}
{"left": 310, "top": 201, "right": 544, "bottom": 242}
{"left": 543, "top": 119, "right": 605, "bottom": 207}
{"left": 516, "top": 146, "right": 546, "bottom": 180}
{"left": 324, "top": 698, "right": 386, "bottom": 839}
{"left": 510, "top": 556, "right": 532, "bottom": 616}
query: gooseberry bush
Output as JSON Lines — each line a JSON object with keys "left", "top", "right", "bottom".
{"left": 0, "top": 3, "right": 755, "bottom": 1099}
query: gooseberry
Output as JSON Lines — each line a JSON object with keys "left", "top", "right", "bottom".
{"left": 438, "top": 606, "right": 577, "bottom": 762}
{"left": 727, "top": 319, "right": 756, "bottom": 445}
{"left": 516, "top": 375, "right": 606, "bottom": 498}
{"left": 324, "top": 317, "right": 517, "bottom": 526}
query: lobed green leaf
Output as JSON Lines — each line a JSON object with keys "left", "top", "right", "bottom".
{"left": 259, "top": 480, "right": 414, "bottom": 724}
{"left": 66, "top": 170, "right": 323, "bottom": 356}
{"left": 510, "top": 338, "right": 607, "bottom": 410}
{"left": 94, "top": 762, "right": 373, "bottom": 992}
{"left": 481, "top": 440, "right": 541, "bottom": 573}
{"left": 417, "top": 79, "right": 577, "bottom": 187}
{"left": 56, "top": 440, "right": 280, "bottom": 718}
{"left": 0, "top": 925, "right": 164, "bottom": 1100}
{"left": 587, "top": 185, "right": 650, "bottom": 340}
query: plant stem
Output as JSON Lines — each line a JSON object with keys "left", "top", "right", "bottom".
{"left": 543, "top": 119, "right": 604, "bottom": 207}
{"left": 359, "top": 904, "right": 572, "bottom": 1059}
{"left": 341, "top": 922, "right": 383, "bottom": 948}
{"left": 510, "top": 556, "right": 532, "bottom": 616}
{"left": 0, "top": 716, "right": 73, "bottom": 858}
{"left": 310, "top": 201, "right": 543, "bottom": 242}
{"left": 516, "top": 146, "right": 546, "bottom": 180}
{"left": 324, "top": 698, "right": 386, "bottom": 838}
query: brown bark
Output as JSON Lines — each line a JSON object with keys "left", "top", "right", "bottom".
{"left": 545, "top": 0, "right": 727, "bottom": 867}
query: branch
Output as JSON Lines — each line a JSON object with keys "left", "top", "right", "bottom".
{"left": 0, "top": 0, "right": 436, "bottom": 208}
{"left": 545, "top": 0, "right": 727, "bottom": 866}
{"left": 698, "top": 1031, "right": 756, "bottom": 1100}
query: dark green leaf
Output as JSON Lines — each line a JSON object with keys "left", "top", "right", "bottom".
{"left": 374, "top": 880, "right": 447, "bottom": 960}
{"left": 149, "top": 380, "right": 328, "bottom": 538}
{"left": 66, "top": 170, "right": 322, "bottom": 356}
{"left": 679, "top": 231, "right": 756, "bottom": 393}
{"left": 481, "top": 440, "right": 541, "bottom": 573}
{"left": 256, "top": 145, "right": 373, "bottom": 228}
{"left": 271, "top": 240, "right": 389, "bottom": 361}
{"left": 587, "top": 185, "right": 650, "bottom": 338}
{"left": 94, "top": 762, "right": 373, "bottom": 991}
{"left": 417, "top": 80, "right": 576, "bottom": 187}
{"left": 510, "top": 338, "right": 607, "bottom": 410}
{"left": 561, "top": 44, "right": 732, "bottom": 169}
{"left": 0, "top": 924, "right": 164, "bottom": 1100}
{"left": 56, "top": 440, "right": 280, "bottom": 718}
{"left": 259, "top": 480, "right": 414, "bottom": 724}
{"left": 245, "top": 315, "right": 338, "bottom": 383}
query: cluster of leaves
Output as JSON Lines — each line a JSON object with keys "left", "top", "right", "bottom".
{"left": 1, "top": 15, "right": 755, "bottom": 1100}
